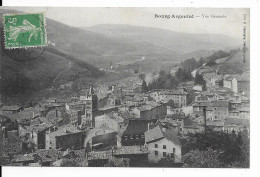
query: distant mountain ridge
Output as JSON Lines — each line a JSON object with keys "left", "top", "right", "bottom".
{"left": 85, "top": 24, "right": 240, "bottom": 59}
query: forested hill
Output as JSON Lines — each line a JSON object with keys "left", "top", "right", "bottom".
{"left": 0, "top": 9, "right": 104, "bottom": 105}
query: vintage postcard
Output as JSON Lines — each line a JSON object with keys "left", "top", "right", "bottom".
{"left": 0, "top": 7, "right": 250, "bottom": 168}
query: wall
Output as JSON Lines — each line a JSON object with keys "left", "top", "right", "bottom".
{"left": 146, "top": 138, "right": 182, "bottom": 163}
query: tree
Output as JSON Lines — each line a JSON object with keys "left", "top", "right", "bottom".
{"left": 138, "top": 73, "right": 145, "bottom": 80}
{"left": 194, "top": 72, "right": 206, "bottom": 91}
{"left": 141, "top": 80, "right": 148, "bottom": 93}
{"left": 183, "top": 148, "right": 224, "bottom": 168}
{"left": 60, "top": 159, "right": 80, "bottom": 167}
{"left": 167, "top": 99, "right": 175, "bottom": 108}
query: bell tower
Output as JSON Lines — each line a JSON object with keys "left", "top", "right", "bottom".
{"left": 84, "top": 85, "right": 98, "bottom": 127}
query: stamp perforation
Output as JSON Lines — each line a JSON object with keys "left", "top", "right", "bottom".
{"left": 2, "top": 12, "right": 48, "bottom": 49}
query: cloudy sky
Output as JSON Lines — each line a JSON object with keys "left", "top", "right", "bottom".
{"left": 2, "top": 7, "right": 249, "bottom": 40}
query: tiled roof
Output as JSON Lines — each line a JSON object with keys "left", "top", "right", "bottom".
{"left": 145, "top": 124, "right": 181, "bottom": 146}
{"left": 112, "top": 146, "right": 149, "bottom": 155}
{"left": 212, "top": 100, "right": 229, "bottom": 107}
{"left": 1, "top": 106, "right": 21, "bottom": 111}
{"left": 13, "top": 153, "right": 35, "bottom": 163}
{"left": 239, "top": 107, "right": 250, "bottom": 112}
{"left": 24, "top": 122, "right": 55, "bottom": 133}
{"left": 224, "top": 118, "right": 249, "bottom": 127}
{"left": 48, "top": 124, "right": 82, "bottom": 137}
{"left": 123, "top": 119, "right": 157, "bottom": 135}
{"left": 87, "top": 150, "right": 111, "bottom": 160}
{"left": 35, "top": 149, "right": 63, "bottom": 162}
{"left": 183, "top": 117, "right": 199, "bottom": 128}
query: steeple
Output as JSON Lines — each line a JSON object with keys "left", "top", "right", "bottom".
{"left": 88, "top": 84, "right": 95, "bottom": 96}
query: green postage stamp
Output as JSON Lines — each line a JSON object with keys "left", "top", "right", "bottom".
{"left": 3, "top": 13, "right": 47, "bottom": 49}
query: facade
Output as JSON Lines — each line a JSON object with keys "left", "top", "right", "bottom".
{"left": 2, "top": 130, "right": 23, "bottom": 156}
{"left": 206, "top": 100, "right": 229, "bottom": 121}
{"left": 223, "top": 76, "right": 234, "bottom": 89}
{"left": 121, "top": 119, "right": 157, "bottom": 146}
{"left": 45, "top": 125, "right": 83, "bottom": 150}
{"left": 132, "top": 102, "right": 167, "bottom": 120}
{"left": 95, "top": 113, "right": 124, "bottom": 132}
{"left": 1, "top": 106, "right": 23, "bottom": 115}
{"left": 149, "top": 89, "right": 188, "bottom": 107}
{"left": 232, "top": 77, "right": 250, "bottom": 94}
{"left": 18, "top": 122, "right": 54, "bottom": 149}
{"left": 145, "top": 125, "right": 182, "bottom": 163}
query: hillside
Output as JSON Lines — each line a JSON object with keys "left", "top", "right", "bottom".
{"left": 218, "top": 50, "right": 250, "bottom": 74}
{"left": 0, "top": 9, "right": 104, "bottom": 105}
{"left": 86, "top": 24, "right": 240, "bottom": 61}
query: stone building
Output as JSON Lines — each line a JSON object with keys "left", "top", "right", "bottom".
{"left": 144, "top": 125, "right": 182, "bottom": 163}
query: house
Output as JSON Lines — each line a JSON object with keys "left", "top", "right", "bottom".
{"left": 231, "top": 76, "right": 250, "bottom": 95}
{"left": 197, "top": 66, "right": 215, "bottom": 75}
{"left": 183, "top": 117, "right": 201, "bottom": 134}
{"left": 1, "top": 130, "right": 23, "bottom": 156}
{"left": 206, "top": 100, "right": 229, "bottom": 121}
{"left": 165, "top": 113, "right": 187, "bottom": 132}
{"left": 4, "top": 107, "right": 41, "bottom": 125}
{"left": 107, "top": 94, "right": 122, "bottom": 107}
{"left": 95, "top": 112, "right": 124, "bottom": 132}
{"left": 45, "top": 124, "right": 83, "bottom": 150}
{"left": 112, "top": 145, "right": 149, "bottom": 167}
{"left": 193, "top": 85, "right": 203, "bottom": 92}
{"left": 144, "top": 125, "right": 182, "bottom": 163}
{"left": 66, "top": 110, "right": 82, "bottom": 127}
{"left": 192, "top": 102, "right": 209, "bottom": 115}
{"left": 149, "top": 89, "right": 188, "bottom": 107}
{"left": 121, "top": 119, "right": 157, "bottom": 146}
{"left": 84, "top": 126, "right": 117, "bottom": 151}
{"left": 1, "top": 106, "right": 23, "bottom": 115}
{"left": 98, "top": 106, "right": 119, "bottom": 116}
{"left": 223, "top": 76, "right": 234, "bottom": 90}
{"left": 132, "top": 101, "right": 167, "bottom": 120}
{"left": 11, "top": 153, "right": 36, "bottom": 166}
{"left": 211, "top": 75, "right": 223, "bottom": 87}
{"left": 224, "top": 118, "right": 249, "bottom": 133}
{"left": 18, "top": 122, "right": 55, "bottom": 149}
{"left": 239, "top": 107, "right": 250, "bottom": 119}
{"left": 65, "top": 102, "right": 85, "bottom": 112}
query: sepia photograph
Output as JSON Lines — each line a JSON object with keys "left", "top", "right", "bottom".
{"left": 0, "top": 6, "right": 250, "bottom": 168}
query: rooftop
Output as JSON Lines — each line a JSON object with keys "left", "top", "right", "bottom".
{"left": 123, "top": 119, "right": 157, "bottom": 135}
{"left": 48, "top": 124, "right": 81, "bottom": 137}
{"left": 1, "top": 106, "right": 21, "bottom": 111}
{"left": 145, "top": 124, "right": 181, "bottom": 146}
{"left": 87, "top": 150, "right": 111, "bottom": 160}
{"left": 112, "top": 145, "right": 149, "bottom": 156}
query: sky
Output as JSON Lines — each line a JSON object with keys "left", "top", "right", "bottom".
{"left": 2, "top": 7, "right": 249, "bottom": 40}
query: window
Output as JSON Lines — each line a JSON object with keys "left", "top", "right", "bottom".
{"left": 141, "top": 135, "right": 145, "bottom": 139}
{"left": 163, "top": 145, "right": 166, "bottom": 149}
{"left": 130, "top": 135, "right": 133, "bottom": 140}
{"left": 171, "top": 153, "right": 175, "bottom": 158}
{"left": 163, "top": 152, "right": 167, "bottom": 157}
{"left": 173, "top": 148, "right": 175, "bottom": 153}
{"left": 135, "top": 135, "right": 139, "bottom": 139}
{"left": 154, "top": 151, "right": 158, "bottom": 156}
{"left": 155, "top": 144, "right": 158, "bottom": 148}
{"left": 124, "top": 136, "right": 128, "bottom": 140}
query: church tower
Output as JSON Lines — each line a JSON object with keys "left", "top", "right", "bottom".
{"left": 84, "top": 85, "right": 98, "bottom": 127}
